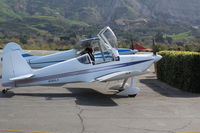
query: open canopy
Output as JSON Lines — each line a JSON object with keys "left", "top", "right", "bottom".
{"left": 98, "top": 26, "right": 118, "bottom": 49}
{"left": 75, "top": 26, "right": 120, "bottom": 64}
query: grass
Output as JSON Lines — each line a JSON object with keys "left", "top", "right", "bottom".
{"left": 165, "top": 31, "right": 193, "bottom": 41}
{"left": 25, "top": 15, "right": 89, "bottom": 27}
{"left": 0, "top": 7, "right": 22, "bottom": 19}
{"left": 28, "top": 26, "right": 49, "bottom": 35}
{"left": 34, "top": 54, "right": 47, "bottom": 56}
{"left": 126, "top": 4, "right": 139, "bottom": 18}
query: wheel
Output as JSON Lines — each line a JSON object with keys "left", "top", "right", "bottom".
{"left": 128, "top": 94, "right": 137, "bottom": 97}
{"left": 118, "top": 89, "right": 124, "bottom": 92}
{"left": 2, "top": 89, "right": 8, "bottom": 94}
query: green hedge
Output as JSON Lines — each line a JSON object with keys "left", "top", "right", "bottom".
{"left": 157, "top": 51, "right": 200, "bottom": 93}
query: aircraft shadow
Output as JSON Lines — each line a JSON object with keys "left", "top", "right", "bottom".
{"left": 140, "top": 77, "right": 200, "bottom": 98}
{"left": 65, "top": 87, "right": 121, "bottom": 106}
{"left": 0, "top": 91, "right": 75, "bottom": 99}
{"left": 0, "top": 87, "right": 121, "bottom": 107}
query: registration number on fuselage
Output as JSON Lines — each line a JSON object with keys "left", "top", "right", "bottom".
{"left": 48, "top": 78, "right": 59, "bottom": 83}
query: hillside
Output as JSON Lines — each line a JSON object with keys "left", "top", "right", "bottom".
{"left": 0, "top": 0, "right": 200, "bottom": 49}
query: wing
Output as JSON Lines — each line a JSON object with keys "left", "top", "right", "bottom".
{"left": 96, "top": 71, "right": 131, "bottom": 82}
{"left": 96, "top": 69, "right": 150, "bottom": 82}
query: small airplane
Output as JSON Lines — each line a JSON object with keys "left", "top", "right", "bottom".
{"left": 1, "top": 26, "right": 162, "bottom": 96}
{"left": 2, "top": 37, "right": 138, "bottom": 68}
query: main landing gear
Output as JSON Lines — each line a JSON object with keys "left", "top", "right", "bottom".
{"left": 117, "top": 77, "right": 140, "bottom": 97}
{"left": 2, "top": 89, "right": 9, "bottom": 94}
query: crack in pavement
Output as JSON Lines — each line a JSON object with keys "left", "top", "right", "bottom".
{"left": 77, "top": 107, "right": 85, "bottom": 133}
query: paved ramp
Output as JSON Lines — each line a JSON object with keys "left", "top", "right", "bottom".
{"left": 0, "top": 50, "right": 200, "bottom": 133}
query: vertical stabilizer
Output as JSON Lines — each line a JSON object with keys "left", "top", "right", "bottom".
{"left": 1, "top": 42, "right": 36, "bottom": 64}
{"left": 2, "top": 50, "right": 33, "bottom": 85}
{"left": 3, "top": 42, "right": 25, "bottom": 55}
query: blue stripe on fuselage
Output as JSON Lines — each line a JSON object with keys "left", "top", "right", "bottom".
{"left": 30, "top": 60, "right": 65, "bottom": 65}
{"left": 22, "top": 53, "right": 33, "bottom": 57}
{"left": 118, "top": 48, "right": 132, "bottom": 52}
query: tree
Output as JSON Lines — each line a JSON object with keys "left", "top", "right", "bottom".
{"left": 19, "top": 35, "right": 28, "bottom": 44}
{"left": 155, "top": 32, "right": 165, "bottom": 43}
{"left": 166, "top": 36, "right": 173, "bottom": 44}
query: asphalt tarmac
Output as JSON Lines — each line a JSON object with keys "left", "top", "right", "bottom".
{"left": 0, "top": 50, "right": 200, "bottom": 133}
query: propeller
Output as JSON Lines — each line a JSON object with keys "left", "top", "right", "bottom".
{"left": 152, "top": 37, "right": 162, "bottom": 61}
{"left": 152, "top": 38, "right": 157, "bottom": 56}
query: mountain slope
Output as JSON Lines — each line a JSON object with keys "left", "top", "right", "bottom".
{"left": 0, "top": 0, "right": 200, "bottom": 47}
{"left": 139, "top": 0, "right": 200, "bottom": 25}
{"left": 1, "top": 0, "right": 200, "bottom": 29}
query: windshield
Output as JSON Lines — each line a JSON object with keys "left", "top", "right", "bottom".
{"left": 98, "top": 26, "right": 119, "bottom": 59}
{"left": 103, "top": 29, "right": 118, "bottom": 48}
{"left": 77, "top": 54, "right": 91, "bottom": 64}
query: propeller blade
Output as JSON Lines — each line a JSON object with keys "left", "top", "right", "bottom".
{"left": 152, "top": 38, "right": 156, "bottom": 56}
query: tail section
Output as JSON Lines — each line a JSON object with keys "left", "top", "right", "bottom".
{"left": 1, "top": 42, "right": 36, "bottom": 64}
{"left": 3, "top": 42, "right": 25, "bottom": 55}
{"left": 2, "top": 50, "right": 34, "bottom": 87}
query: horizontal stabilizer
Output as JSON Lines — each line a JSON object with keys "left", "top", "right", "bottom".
{"left": 10, "top": 74, "right": 34, "bottom": 81}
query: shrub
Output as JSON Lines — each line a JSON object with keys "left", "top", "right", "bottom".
{"left": 157, "top": 51, "right": 200, "bottom": 93}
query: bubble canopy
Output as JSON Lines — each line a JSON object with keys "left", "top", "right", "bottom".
{"left": 75, "top": 27, "right": 120, "bottom": 63}
{"left": 98, "top": 26, "right": 118, "bottom": 49}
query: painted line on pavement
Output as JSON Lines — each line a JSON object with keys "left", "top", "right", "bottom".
{"left": 0, "top": 129, "right": 53, "bottom": 133}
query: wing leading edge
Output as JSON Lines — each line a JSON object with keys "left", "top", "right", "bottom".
{"left": 96, "top": 69, "right": 150, "bottom": 82}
